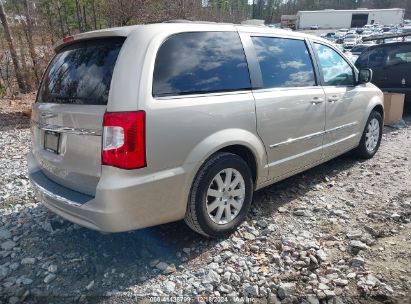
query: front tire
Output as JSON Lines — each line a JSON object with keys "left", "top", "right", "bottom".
{"left": 185, "top": 152, "right": 254, "bottom": 238}
{"left": 354, "top": 110, "right": 383, "bottom": 159}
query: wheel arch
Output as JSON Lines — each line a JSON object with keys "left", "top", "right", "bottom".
{"left": 217, "top": 144, "right": 258, "bottom": 184}
{"left": 184, "top": 129, "right": 268, "bottom": 188}
{"left": 361, "top": 94, "right": 384, "bottom": 131}
{"left": 372, "top": 104, "right": 384, "bottom": 120}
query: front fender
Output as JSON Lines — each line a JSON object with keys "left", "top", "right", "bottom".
{"left": 361, "top": 90, "right": 384, "bottom": 131}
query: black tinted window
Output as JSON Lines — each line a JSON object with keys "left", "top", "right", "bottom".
{"left": 314, "top": 43, "right": 355, "bottom": 86}
{"left": 356, "top": 47, "right": 387, "bottom": 68}
{"left": 385, "top": 44, "right": 411, "bottom": 66}
{"left": 153, "top": 32, "right": 251, "bottom": 97}
{"left": 38, "top": 38, "right": 124, "bottom": 105}
{"left": 351, "top": 45, "right": 368, "bottom": 53}
{"left": 251, "top": 37, "right": 316, "bottom": 88}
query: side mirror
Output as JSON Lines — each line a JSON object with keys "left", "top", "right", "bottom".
{"left": 358, "top": 68, "right": 373, "bottom": 84}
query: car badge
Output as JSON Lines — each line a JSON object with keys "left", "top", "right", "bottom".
{"left": 402, "top": 78, "right": 406, "bottom": 85}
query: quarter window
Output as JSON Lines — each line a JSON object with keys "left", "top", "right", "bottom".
{"left": 251, "top": 36, "right": 316, "bottom": 88}
{"left": 314, "top": 43, "right": 355, "bottom": 86}
{"left": 385, "top": 45, "right": 411, "bottom": 66}
{"left": 152, "top": 32, "right": 251, "bottom": 97}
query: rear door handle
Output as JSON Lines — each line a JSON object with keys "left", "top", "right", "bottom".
{"left": 310, "top": 97, "right": 324, "bottom": 105}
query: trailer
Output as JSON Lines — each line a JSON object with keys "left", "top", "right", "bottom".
{"left": 296, "top": 8, "right": 405, "bottom": 29}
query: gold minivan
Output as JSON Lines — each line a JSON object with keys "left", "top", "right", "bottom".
{"left": 29, "top": 22, "right": 383, "bottom": 237}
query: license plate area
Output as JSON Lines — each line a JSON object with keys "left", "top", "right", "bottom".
{"left": 44, "top": 131, "right": 61, "bottom": 154}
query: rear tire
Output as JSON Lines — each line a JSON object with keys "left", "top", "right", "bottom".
{"left": 185, "top": 152, "right": 254, "bottom": 238}
{"left": 353, "top": 110, "right": 383, "bottom": 159}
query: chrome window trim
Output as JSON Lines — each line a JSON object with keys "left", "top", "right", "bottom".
{"left": 253, "top": 86, "right": 320, "bottom": 94}
{"left": 154, "top": 90, "right": 253, "bottom": 100}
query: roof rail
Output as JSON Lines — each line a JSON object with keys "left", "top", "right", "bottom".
{"left": 362, "top": 32, "right": 411, "bottom": 42}
{"left": 163, "top": 19, "right": 217, "bottom": 24}
{"left": 163, "top": 19, "right": 193, "bottom": 23}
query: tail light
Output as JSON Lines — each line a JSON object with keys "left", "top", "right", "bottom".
{"left": 102, "top": 111, "right": 146, "bottom": 169}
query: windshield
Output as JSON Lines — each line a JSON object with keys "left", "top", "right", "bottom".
{"left": 37, "top": 37, "right": 125, "bottom": 105}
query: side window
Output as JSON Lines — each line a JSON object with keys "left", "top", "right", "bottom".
{"left": 385, "top": 45, "right": 411, "bottom": 67}
{"left": 355, "top": 52, "right": 368, "bottom": 68}
{"left": 356, "top": 49, "right": 386, "bottom": 69}
{"left": 251, "top": 36, "right": 316, "bottom": 88}
{"left": 368, "top": 48, "right": 388, "bottom": 68}
{"left": 152, "top": 32, "right": 251, "bottom": 97}
{"left": 314, "top": 43, "right": 355, "bottom": 86}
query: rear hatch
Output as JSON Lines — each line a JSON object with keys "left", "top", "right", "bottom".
{"left": 31, "top": 37, "right": 125, "bottom": 196}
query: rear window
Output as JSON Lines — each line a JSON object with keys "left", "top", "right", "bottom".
{"left": 152, "top": 32, "right": 251, "bottom": 97}
{"left": 37, "top": 38, "right": 125, "bottom": 105}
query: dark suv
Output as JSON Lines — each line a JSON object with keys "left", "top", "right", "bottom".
{"left": 355, "top": 42, "right": 411, "bottom": 108}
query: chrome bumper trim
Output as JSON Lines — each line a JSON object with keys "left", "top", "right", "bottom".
{"left": 30, "top": 175, "right": 83, "bottom": 207}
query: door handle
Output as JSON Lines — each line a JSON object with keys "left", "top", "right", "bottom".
{"left": 328, "top": 95, "right": 340, "bottom": 102}
{"left": 310, "top": 97, "right": 324, "bottom": 105}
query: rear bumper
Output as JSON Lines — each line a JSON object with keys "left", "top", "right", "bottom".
{"left": 28, "top": 152, "right": 190, "bottom": 232}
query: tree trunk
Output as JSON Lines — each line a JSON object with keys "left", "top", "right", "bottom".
{"left": 62, "top": 3, "right": 71, "bottom": 35}
{"left": 44, "top": 1, "right": 55, "bottom": 44}
{"left": 55, "top": 1, "right": 65, "bottom": 37}
{"left": 0, "top": 2, "right": 28, "bottom": 93}
{"left": 83, "top": 5, "right": 88, "bottom": 31}
{"left": 16, "top": 28, "right": 31, "bottom": 91}
{"left": 23, "top": 0, "right": 40, "bottom": 86}
{"left": 75, "top": 0, "right": 83, "bottom": 32}
{"left": 92, "top": 0, "right": 97, "bottom": 30}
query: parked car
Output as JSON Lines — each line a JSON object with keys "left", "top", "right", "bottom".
{"left": 361, "top": 30, "right": 373, "bottom": 38}
{"left": 322, "top": 32, "right": 336, "bottom": 42}
{"left": 356, "top": 28, "right": 365, "bottom": 34}
{"left": 29, "top": 22, "right": 384, "bottom": 237}
{"left": 371, "top": 28, "right": 384, "bottom": 37}
{"left": 337, "top": 29, "right": 349, "bottom": 36}
{"left": 356, "top": 41, "right": 411, "bottom": 108}
{"left": 351, "top": 43, "right": 376, "bottom": 55}
{"left": 402, "top": 26, "right": 411, "bottom": 34}
{"left": 310, "top": 24, "right": 319, "bottom": 30}
{"left": 343, "top": 34, "right": 361, "bottom": 49}
{"left": 335, "top": 30, "right": 348, "bottom": 43}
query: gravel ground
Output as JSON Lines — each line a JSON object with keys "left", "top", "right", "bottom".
{"left": 1, "top": 97, "right": 411, "bottom": 304}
